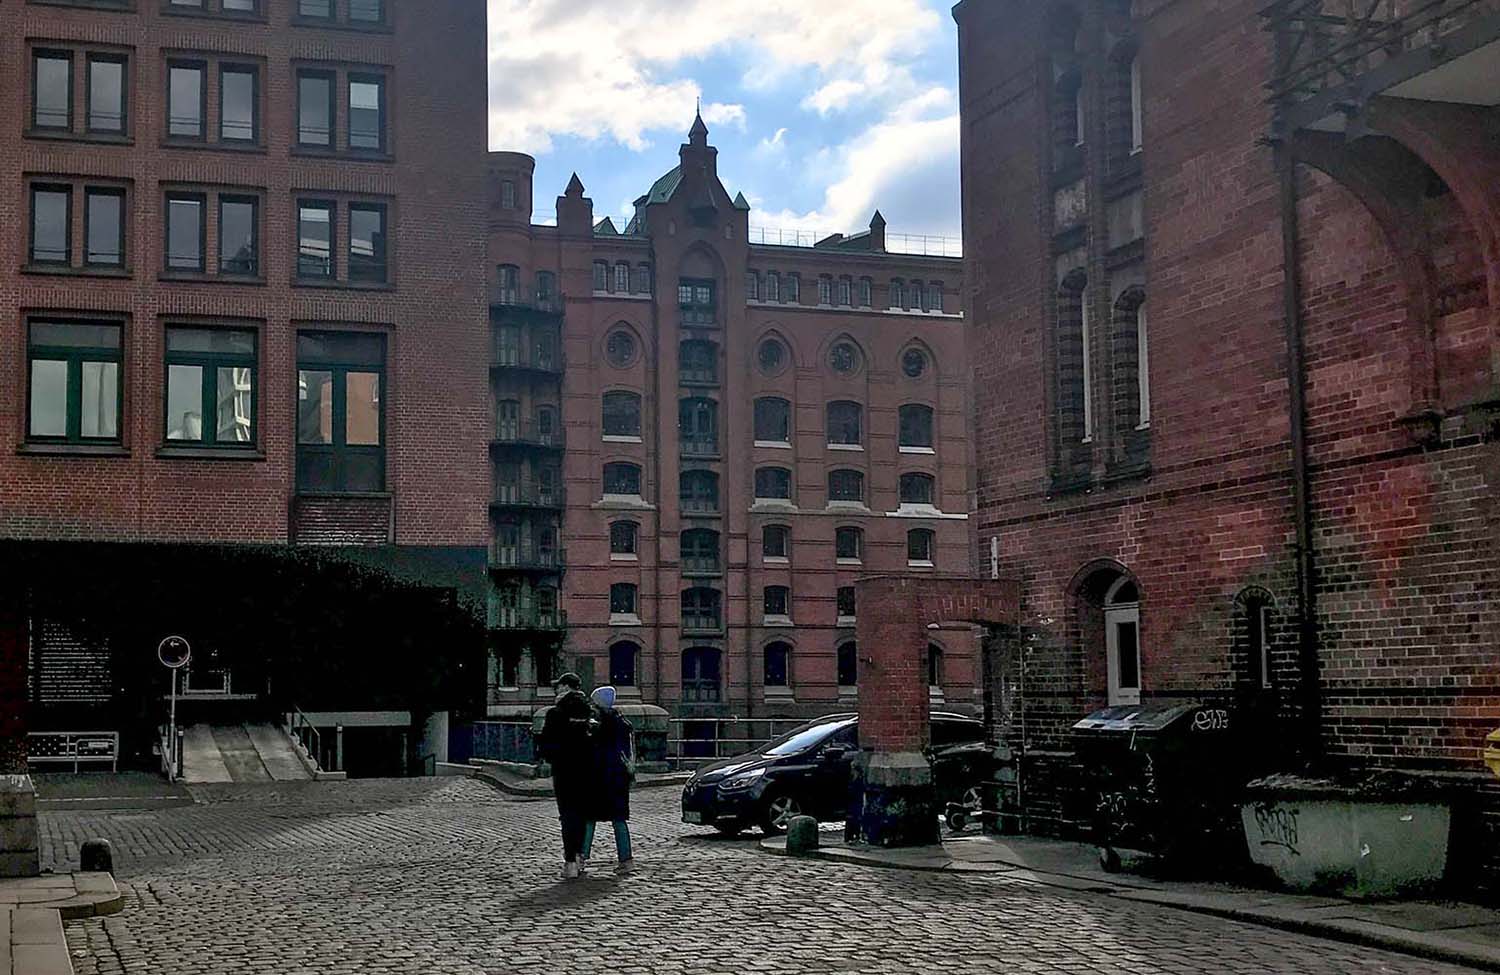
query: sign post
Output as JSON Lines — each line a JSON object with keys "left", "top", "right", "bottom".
{"left": 158, "top": 636, "right": 191, "bottom": 779}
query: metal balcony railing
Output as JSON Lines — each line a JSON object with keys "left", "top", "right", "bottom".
{"left": 681, "top": 555, "right": 721, "bottom": 576}
{"left": 681, "top": 438, "right": 719, "bottom": 458}
{"left": 681, "top": 613, "right": 723, "bottom": 634}
{"left": 491, "top": 342, "right": 565, "bottom": 375}
{"left": 1264, "top": 0, "right": 1500, "bottom": 119}
{"left": 680, "top": 496, "right": 720, "bottom": 515}
{"left": 491, "top": 485, "right": 566, "bottom": 510}
{"left": 489, "top": 606, "right": 568, "bottom": 631}
{"left": 681, "top": 306, "right": 717, "bottom": 327}
{"left": 491, "top": 285, "right": 564, "bottom": 315}
{"left": 680, "top": 366, "right": 719, "bottom": 385}
{"left": 491, "top": 421, "right": 566, "bottom": 450}
{"left": 489, "top": 546, "right": 567, "bottom": 573}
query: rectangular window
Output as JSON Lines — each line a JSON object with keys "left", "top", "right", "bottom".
{"left": 348, "top": 204, "right": 388, "bottom": 283}
{"left": 298, "top": 0, "right": 333, "bottom": 17}
{"left": 837, "top": 586, "right": 856, "bottom": 620}
{"left": 610, "top": 522, "right": 638, "bottom": 556}
{"left": 745, "top": 271, "right": 759, "bottom": 301}
{"left": 165, "top": 327, "right": 256, "bottom": 445}
{"left": 837, "top": 277, "right": 851, "bottom": 306}
{"left": 224, "top": 0, "right": 258, "bottom": 11}
{"left": 610, "top": 584, "right": 637, "bottom": 616}
{"left": 84, "top": 188, "right": 125, "bottom": 267}
{"left": 220, "top": 66, "right": 257, "bottom": 142}
{"left": 87, "top": 55, "right": 126, "bottom": 134}
{"left": 164, "top": 193, "right": 205, "bottom": 271}
{"left": 828, "top": 470, "right": 864, "bottom": 503}
{"left": 500, "top": 180, "right": 516, "bottom": 209}
{"left": 296, "top": 332, "right": 386, "bottom": 493}
{"left": 347, "top": 76, "right": 385, "bottom": 151}
{"left": 764, "top": 586, "right": 789, "bottom": 618}
{"left": 297, "top": 71, "right": 334, "bottom": 147}
{"left": 27, "top": 321, "right": 122, "bottom": 443}
{"left": 786, "top": 274, "right": 800, "bottom": 303}
{"left": 30, "top": 185, "right": 71, "bottom": 265}
{"left": 33, "top": 51, "right": 72, "bottom": 131}
{"left": 762, "top": 525, "right": 789, "bottom": 559}
{"left": 348, "top": 0, "right": 384, "bottom": 21}
{"left": 593, "top": 262, "right": 607, "bottom": 291}
{"left": 167, "top": 62, "right": 204, "bottom": 139}
{"left": 818, "top": 275, "right": 832, "bottom": 305}
{"left": 297, "top": 201, "right": 334, "bottom": 279}
{"left": 613, "top": 263, "right": 630, "bottom": 293}
{"left": 679, "top": 278, "right": 716, "bottom": 325}
{"left": 219, "top": 196, "right": 258, "bottom": 276}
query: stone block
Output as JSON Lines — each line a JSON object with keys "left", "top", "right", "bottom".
{"left": 0, "top": 775, "right": 36, "bottom": 819}
{"left": 786, "top": 816, "right": 820, "bottom": 855}
{"left": 0, "top": 850, "right": 39, "bottom": 878}
{"left": 0, "top": 816, "right": 37, "bottom": 853}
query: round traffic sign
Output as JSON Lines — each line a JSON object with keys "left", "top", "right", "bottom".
{"left": 158, "top": 636, "right": 192, "bottom": 669}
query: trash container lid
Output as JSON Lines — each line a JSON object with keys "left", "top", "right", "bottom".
{"left": 1072, "top": 701, "right": 1204, "bottom": 733}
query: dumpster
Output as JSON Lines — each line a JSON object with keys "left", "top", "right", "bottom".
{"left": 1072, "top": 701, "right": 1244, "bottom": 872}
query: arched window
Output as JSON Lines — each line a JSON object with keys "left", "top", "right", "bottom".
{"left": 602, "top": 391, "right": 641, "bottom": 438}
{"left": 681, "top": 339, "right": 718, "bottom": 384}
{"left": 907, "top": 528, "right": 935, "bottom": 565}
{"left": 889, "top": 279, "right": 906, "bottom": 310}
{"left": 828, "top": 469, "right": 864, "bottom": 504}
{"left": 755, "top": 397, "right": 791, "bottom": 443}
{"left": 1111, "top": 289, "right": 1148, "bottom": 434}
{"left": 678, "top": 397, "right": 718, "bottom": 455}
{"left": 927, "top": 643, "right": 944, "bottom": 688}
{"left": 609, "top": 520, "right": 638, "bottom": 557}
{"left": 764, "top": 641, "right": 791, "bottom": 687}
{"left": 1105, "top": 575, "right": 1141, "bottom": 705}
{"left": 826, "top": 401, "right": 862, "bottom": 446}
{"left": 680, "top": 469, "right": 719, "bottom": 513}
{"left": 610, "top": 641, "right": 639, "bottom": 687}
{"left": 681, "top": 528, "right": 721, "bottom": 575}
{"left": 606, "top": 329, "right": 636, "bottom": 368}
{"left": 836, "top": 585, "right": 856, "bottom": 620}
{"left": 603, "top": 461, "right": 641, "bottom": 497}
{"left": 755, "top": 466, "right": 792, "bottom": 501}
{"left": 609, "top": 582, "right": 638, "bottom": 617}
{"left": 613, "top": 262, "right": 631, "bottom": 293}
{"left": 762, "top": 524, "right": 790, "bottom": 560}
{"left": 899, "top": 404, "right": 934, "bottom": 448}
{"left": 681, "top": 588, "right": 722, "bottom": 634}
{"left": 899, "top": 473, "right": 935, "bottom": 506}
{"left": 837, "top": 641, "right": 858, "bottom": 687}
{"left": 682, "top": 646, "right": 722, "bottom": 702}
{"left": 835, "top": 526, "right": 863, "bottom": 561}
{"left": 763, "top": 585, "right": 791, "bottom": 620}
{"left": 1238, "top": 589, "right": 1275, "bottom": 692}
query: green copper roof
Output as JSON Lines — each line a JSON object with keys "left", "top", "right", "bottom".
{"left": 594, "top": 217, "right": 619, "bottom": 236}
{"left": 644, "top": 166, "right": 684, "bottom": 205}
{"left": 732, "top": 191, "right": 751, "bottom": 212}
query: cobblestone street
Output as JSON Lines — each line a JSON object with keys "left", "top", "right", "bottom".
{"left": 40, "top": 778, "right": 1476, "bottom": 974}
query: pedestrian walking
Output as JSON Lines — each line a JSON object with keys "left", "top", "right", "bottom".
{"left": 581, "top": 685, "right": 635, "bottom": 874}
{"left": 536, "top": 672, "right": 593, "bottom": 879}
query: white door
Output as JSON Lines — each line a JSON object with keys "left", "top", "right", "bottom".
{"left": 1105, "top": 605, "right": 1141, "bottom": 706}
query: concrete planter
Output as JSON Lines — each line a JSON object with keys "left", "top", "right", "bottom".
{"left": 1241, "top": 773, "right": 1452, "bottom": 898}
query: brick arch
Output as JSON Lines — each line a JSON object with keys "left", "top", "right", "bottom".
{"left": 1066, "top": 558, "right": 1138, "bottom": 706}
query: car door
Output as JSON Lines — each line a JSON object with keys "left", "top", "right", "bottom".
{"left": 808, "top": 722, "right": 859, "bottom": 820}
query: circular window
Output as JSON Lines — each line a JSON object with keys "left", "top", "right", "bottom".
{"left": 606, "top": 330, "right": 636, "bottom": 368}
{"left": 829, "top": 342, "right": 860, "bottom": 375}
{"left": 758, "top": 338, "right": 786, "bottom": 375}
{"left": 902, "top": 348, "right": 928, "bottom": 379}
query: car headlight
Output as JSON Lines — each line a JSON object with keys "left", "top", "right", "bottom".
{"left": 718, "top": 767, "right": 766, "bottom": 792}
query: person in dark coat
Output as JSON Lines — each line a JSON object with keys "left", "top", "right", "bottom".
{"left": 536, "top": 673, "right": 593, "bottom": 879}
{"left": 581, "top": 685, "right": 635, "bottom": 873}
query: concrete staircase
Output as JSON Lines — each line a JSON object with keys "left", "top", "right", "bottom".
{"left": 179, "top": 724, "right": 312, "bottom": 784}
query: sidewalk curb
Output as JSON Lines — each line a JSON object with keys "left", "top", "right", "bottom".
{"left": 760, "top": 838, "right": 1500, "bottom": 973}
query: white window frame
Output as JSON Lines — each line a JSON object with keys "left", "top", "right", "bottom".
{"left": 1104, "top": 576, "right": 1140, "bottom": 706}
{"left": 1129, "top": 55, "right": 1143, "bottom": 154}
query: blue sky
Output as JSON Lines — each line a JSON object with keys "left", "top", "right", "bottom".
{"left": 486, "top": 0, "right": 962, "bottom": 250}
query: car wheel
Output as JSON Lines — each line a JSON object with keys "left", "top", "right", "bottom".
{"left": 946, "top": 785, "right": 984, "bottom": 833}
{"left": 761, "top": 794, "right": 802, "bottom": 835}
{"left": 714, "top": 824, "right": 743, "bottom": 838}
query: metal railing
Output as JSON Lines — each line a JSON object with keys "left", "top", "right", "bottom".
{"left": 680, "top": 438, "right": 719, "bottom": 458}
{"left": 492, "top": 421, "right": 566, "bottom": 449}
{"left": 748, "top": 225, "right": 962, "bottom": 258}
{"left": 491, "top": 285, "right": 564, "bottom": 315}
{"left": 680, "top": 366, "right": 718, "bottom": 385}
{"left": 681, "top": 613, "right": 723, "bottom": 635}
{"left": 1264, "top": 0, "right": 1500, "bottom": 110}
{"left": 490, "top": 544, "right": 567, "bottom": 573}
{"left": 27, "top": 731, "right": 120, "bottom": 773}
{"left": 491, "top": 485, "right": 566, "bottom": 509}
{"left": 680, "top": 496, "right": 720, "bottom": 515}
{"left": 681, "top": 554, "right": 721, "bottom": 575}
{"left": 288, "top": 707, "right": 326, "bottom": 774}
{"left": 491, "top": 341, "right": 565, "bottom": 374}
{"left": 490, "top": 607, "right": 568, "bottom": 631}
{"left": 667, "top": 716, "right": 809, "bottom": 767}
{"left": 680, "top": 307, "right": 718, "bottom": 327}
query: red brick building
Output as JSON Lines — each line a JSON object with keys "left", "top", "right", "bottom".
{"left": 483, "top": 118, "right": 971, "bottom": 749}
{"left": 0, "top": 0, "right": 490, "bottom": 771}
{"left": 956, "top": 0, "right": 1500, "bottom": 885}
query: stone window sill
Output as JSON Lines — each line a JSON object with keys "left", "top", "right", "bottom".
{"left": 18, "top": 442, "right": 128, "bottom": 458}
{"left": 610, "top": 553, "right": 639, "bottom": 562}
{"left": 754, "top": 440, "right": 791, "bottom": 449}
{"left": 899, "top": 445, "right": 936, "bottom": 455}
{"left": 24, "top": 265, "right": 132, "bottom": 279}
{"left": 157, "top": 446, "right": 265, "bottom": 461}
{"left": 609, "top": 614, "right": 642, "bottom": 627}
{"left": 763, "top": 556, "right": 789, "bottom": 566}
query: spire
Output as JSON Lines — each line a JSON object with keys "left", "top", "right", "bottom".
{"left": 564, "top": 172, "right": 586, "bottom": 197}
{"left": 689, "top": 104, "right": 709, "bottom": 147}
{"left": 869, "top": 209, "right": 886, "bottom": 230}
{"left": 869, "top": 209, "right": 887, "bottom": 252}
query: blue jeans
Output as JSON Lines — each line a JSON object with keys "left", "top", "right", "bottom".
{"left": 582, "top": 820, "right": 632, "bottom": 861}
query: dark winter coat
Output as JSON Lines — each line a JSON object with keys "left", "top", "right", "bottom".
{"left": 590, "top": 707, "right": 634, "bottom": 823}
{"left": 537, "top": 689, "right": 594, "bottom": 809}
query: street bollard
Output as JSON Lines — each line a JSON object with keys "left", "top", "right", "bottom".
{"left": 786, "top": 815, "right": 820, "bottom": 855}
{"left": 80, "top": 838, "right": 113, "bottom": 874}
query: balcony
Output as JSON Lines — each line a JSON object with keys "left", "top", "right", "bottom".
{"left": 491, "top": 342, "right": 565, "bottom": 377}
{"left": 1265, "top": 0, "right": 1500, "bottom": 132}
{"left": 490, "top": 285, "right": 564, "bottom": 319}
{"left": 490, "top": 485, "right": 566, "bottom": 512}
{"left": 680, "top": 438, "right": 720, "bottom": 459}
{"left": 680, "top": 554, "right": 722, "bottom": 577}
{"left": 489, "top": 545, "right": 567, "bottom": 575}
{"left": 680, "top": 496, "right": 720, "bottom": 517}
{"left": 490, "top": 421, "right": 566, "bottom": 454}
{"left": 680, "top": 306, "right": 717, "bottom": 328}
{"left": 680, "top": 365, "right": 719, "bottom": 387}
{"left": 681, "top": 613, "right": 723, "bottom": 635}
{"left": 489, "top": 606, "right": 568, "bottom": 632}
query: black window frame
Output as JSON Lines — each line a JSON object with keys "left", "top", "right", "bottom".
{"left": 609, "top": 641, "right": 639, "bottom": 687}
{"left": 682, "top": 645, "right": 722, "bottom": 702}
{"left": 754, "top": 396, "right": 790, "bottom": 443}
{"left": 295, "top": 68, "right": 336, "bottom": 148}
{"left": 296, "top": 0, "right": 334, "bottom": 20}
{"left": 754, "top": 466, "right": 791, "bottom": 501}
{"left": 295, "top": 199, "right": 336, "bottom": 280}
{"left": 165, "top": 59, "right": 206, "bottom": 141}
{"left": 29, "top": 183, "right": 72, "bottom": 266}
{"left": 163, "top": 191, "right": 207, "bottom": 273}
{"left": 218, "top": 63, "right": 259, "bottom": 144}
{"left": 609, "top": 520, "right": 638, "bottom": 556}
{"left": 609, "top": 582, "right": 638, "bottom": 616}
{"left": 678, "top": 396, "right": 718, "bottom": 453}
{"left": 602, "top": 390, "right": 642, "bottom": 439}
{"left": 900, "top": 405, "right": 935, "bottom": 449}
{"left": 899, "top": 472, "right": 935, "bottom": 506}
{"left": 763, "top": 585, "right": 790, "bottom": 619}
{"left": 681, "top": 527, "right": 721, "bottom": 574}
{"left": 295, "top": 331, "right": 387, "bottom": 494}
{"left": 827, "top": 400, "right": 863, "bottom": 446}
{"left": 837, "top": 586, "right": 856, "bottom": 619}
{"left": 347, "top": 202, "right": 388, "bottom": 284}
{"left": 679, "top": 339, "right": 717, "bottom": 383}
{"left": 86, "top": 53, "right": 128, "bottom": 136}
{"left": 83, "top": 186, "right": 126, "bottom": 268}
{"left": 347, "top": 0, "right": 385, "bottom": 24}
{"left": 32, "top": 49, "right": 73, "bottom": 132}
{"left": 828, "top": 469, "right": 865, "bottom": 503}
{"left": 908, "top": 528, "right": 936, "bottom": 564}
{"left": 835, "top": 526, "right": 863, "bottom": 561}
{"left": 346, "top": 72, "right": 387, "bottom": 153}
{"left": 162, "top": 325, "right": 258, "bottom": 448}
{"left": 764, "top": 641, "right": 791, "bottom": 687}
{"left": 603, "top": 461, "right": 642, "bottom": 497}
{"left": 680, "top": 469, "right": 719, "bottom": 513}
{"left": 837, "top": 641, "right": 858, "bottom": 687}
{"left": 679, "top": 277, "right": 717, "bottom": 325}
{"left": 26, "top": 319, "right": 124, "bottom": 444}
{"left": 762, "top": 524, "right": 789, "bottom": 559}
{"left": 218, "top": 194, "right": 260, "bottom": 277}
{"left": 681, "top": 588, "right": 722, "bottom": 634}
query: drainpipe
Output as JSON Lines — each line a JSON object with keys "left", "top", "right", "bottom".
{"left": 1275, "top": 141, "right": 1322, "bottom": 766}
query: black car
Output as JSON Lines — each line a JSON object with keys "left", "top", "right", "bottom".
{"left": 680, "top": 712, "right": 994, "bottom": 835}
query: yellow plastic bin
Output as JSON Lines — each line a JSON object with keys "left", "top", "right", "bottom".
{"left": 1485, "top": 728, "right": 1500, "bottom": 779}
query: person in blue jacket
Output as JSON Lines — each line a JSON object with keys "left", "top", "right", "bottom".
{"left": 581, "top": 685, "right": 635, "bottom": 874}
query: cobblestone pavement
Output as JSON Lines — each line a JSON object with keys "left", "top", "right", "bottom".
{"left": 42, "top": 778, "right": 1477, "bottom": 974}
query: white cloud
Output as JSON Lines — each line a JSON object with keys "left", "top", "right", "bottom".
{"left": 487, "top": 0, "right": 942, "bottom": 153}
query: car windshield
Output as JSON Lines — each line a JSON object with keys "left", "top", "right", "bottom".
{"left": 761, "top": 718, "right": 854, "bottom": 757}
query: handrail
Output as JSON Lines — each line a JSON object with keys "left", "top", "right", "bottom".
{"left": 288, "top": 706, "right": 324, "bottom": 774}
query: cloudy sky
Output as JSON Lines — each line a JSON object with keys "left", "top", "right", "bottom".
{"left": 487, "top": 0, "right": 961, "bottom": 247}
